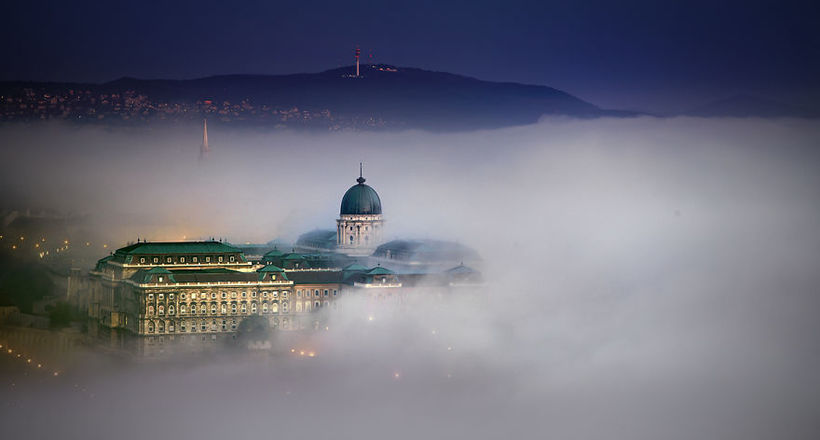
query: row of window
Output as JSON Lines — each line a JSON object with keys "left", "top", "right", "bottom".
{"left": 147, "top": 301, "right": 288, "bottom": 316}
{"left": 138, "top": 255, "right": 237, "bottom": 265}
{"left": 295, "top": 289, "right": 337, "bottom": 297}
{"left": 146, "top": 317, "right": 292, "bottom": 333}
{"left": 147, "top": 290, "right": 287, "bottom": 302}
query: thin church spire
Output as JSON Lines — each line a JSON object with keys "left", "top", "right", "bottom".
{"left": 199, "top": 119, "right": 210, "bottom": 161}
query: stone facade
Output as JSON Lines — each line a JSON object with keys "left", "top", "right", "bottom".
{"left": 336, "top": 214, "right": 384, "bottom": 254}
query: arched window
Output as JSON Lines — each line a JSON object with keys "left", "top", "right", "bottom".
{"left": 262, "top": 302, "right": 268, "bottom": 313}
{"left": 148, "top": 321, "right": 155, "bottom": 332}
{"left": 190, "top": 320, "right": 196, "bottom": 332}
{"left": 180, "top": 304, "right": 186, "bottom": 315}
{"left": 148, "top": 305, "right": 154, "bottom": 316}
{"left": 220, "top": 303, "right": 227, "bottom": 314}
{"left": 158, "top": 320, "right": 165, "bottom": 333}
{"left": 169, "top": 321, "right": 175, "bottom": 332}
{"left": 168, "top": 305, "right": 175, "bottom": 315}
{"left": 296, "top": 302, "right": 302, "bottom": 312}
{"left": 251, "top": 302, "right": 257, "bottom": 314}
{"left": 158, "top": 305, "right": 165, "bottom": 316}
{"left": 315, "top": 301, "right": 320, "bottom": 308}
{"left": 166, "top": 257, "right": 172, "bottom": 263}
{"left": 349, "top": 236, "right": 354, "bottom": 244}
{"left": 201, "top": 304, "right": 207, "bottom": 314}
{"left": 181, "top": 321, "right": 187, "bottom": 332}
{"left": 272, "top": 302, "right": 279, "bottom": 313}
{"left": 210, "top": 303, "right": 217, "bottom": 314}
{"left": 282, "top": 301, "right": 289, "bottom": 313}
{"left": 200, "top": 320, "right": 207, "bottom": 331}
{"left": 240, "top": 303, "right": 247, "bottom": 314}
{"left": 304, "top": 301, "right": 311, "bottom": 312}
{"left": 230, "top": 303, "right": 237, "bottom": 314}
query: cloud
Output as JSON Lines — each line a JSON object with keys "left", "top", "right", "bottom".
{"left": 1, "top": 117, "right": 819, "bottom": 439}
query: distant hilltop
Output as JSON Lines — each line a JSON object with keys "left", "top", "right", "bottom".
{"left": 0, "top": 64, "right": 636, "bottom": 131}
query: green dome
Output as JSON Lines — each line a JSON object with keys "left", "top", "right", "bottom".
{"left": 340, "top": 175, "right": 382, "bottom": 215}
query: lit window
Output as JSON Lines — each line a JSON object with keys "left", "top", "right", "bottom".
{"left": 158, "top": 293, "right": 164, "bottom": 300}
{"left": 148, "top": 293, "right": 154, "bottom": 300}
{"left": 251, "top": 303, "right": 257, "bottom": 313}
{"left": 231, "top": 291, "right": 237, "bottom": 299}
{"left": 221, "top": 303, "right": 227, "bottom": 314}
{"left": 262, "top": 303, "right": 268, "bottom": 313}
{"left": 158, "top": 305, "right": 165, "bottom": 316}
{"left": 206, "top": 256, "right": 211, "bottom": 263}
{"left": 153, "top": 257, "right": 158, "bottom": 263}
{"left": 180, "top": 305, "right": 186, "bottom": 315}
{"left": 218, "top": 256, "right": 223, "bottom": 262}
{"left": 166, "top": 257, "right": 172, "bottom": 263}
{"left": 180, "top": 257, "right": 185, "bottom": 263}
{"left": 140, "top": 257, "right": 146, "bottom": 264}
{"left": 158, "top": 276, "right": 164, "bottom": 283}
{"left": 193, "top": 256, "right": 198, "bottom": 263}
{"left": 230, "top": 255, "right": 235, "bottom": 262}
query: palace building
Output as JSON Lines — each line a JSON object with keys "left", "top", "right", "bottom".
{"left": 82, "top": 168, "right": 481, "bottom": 355}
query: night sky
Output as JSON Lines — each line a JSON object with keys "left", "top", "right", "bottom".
{"left": 2, "top": 0, "right": 818, "bottom": 112}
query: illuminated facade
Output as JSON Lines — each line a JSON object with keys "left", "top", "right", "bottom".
{"left": 82, "top": 169, "right": 479, "bottom": 355}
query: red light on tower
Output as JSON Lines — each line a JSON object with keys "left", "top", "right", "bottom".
{"left": 355, "top": 47, "right": 361, "bottom": 77}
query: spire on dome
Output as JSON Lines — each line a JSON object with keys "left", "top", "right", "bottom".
{"left": 357, "top": 162, "right": 366, "bottom": 184}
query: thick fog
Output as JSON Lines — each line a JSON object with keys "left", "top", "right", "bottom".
{"left": 1, "top": 117, "right": 819, "bottom": 439}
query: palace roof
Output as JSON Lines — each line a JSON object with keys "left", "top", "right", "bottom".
{"left": 114, "top": 240, "right": 242, "bottom": 256}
